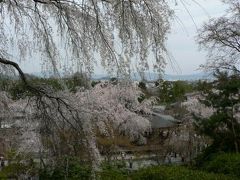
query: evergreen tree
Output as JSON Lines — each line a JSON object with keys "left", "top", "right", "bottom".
{"left": 195, "top": 70, "right": 240, "bottom": 153}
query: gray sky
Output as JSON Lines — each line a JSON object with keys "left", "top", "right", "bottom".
{"left": 165, "top": 0, "right": 227, "bottom": 75}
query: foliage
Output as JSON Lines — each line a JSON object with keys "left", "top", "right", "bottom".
{"left": 0, "top": 80, "right": 155, "bottom": 169}
{"left": 0, "top": 76, "right": 14, "bottom": 91}
{"left": 0, "top": 151, "right": 38, "bottom": 179}
{"left": 194, "top": 80, "right": 213, "bottom": 93}
{"left": 8, "top": 78, "right": 64, "bottom": 99}
{"left": 1, "top": 157, "right": 239, "bottom": 180}
{"left": 65, "top": 72, "right": 90, "bottom": 92}
{"left": 157, "top": 80, "right": 193, "bottom": 103}
{"left": 0, "top": 162, "right": 36, "bottom": 179}
{"left": 0, "top": 2, "right": 173, "bottom": 169}
{"left": 109, "top": 77, "right": 118, "bottom": 85}
{"left": 96, "top": 162, "right": 128, "bottom": 180}
{"left": 194, "top": 71, "right": 240, "bottom": 153}
{"left": 138, "top": 81, "right": 147, "bottom": 91}
{"left": 5, "top": 74, "right": 91, "bottom": 99}
{"left": 130, "top": 166, "right": 236, "bottom": 180}
{"left": 138, "top": 81, "right": 151, "bottom": 101}
{"left": 91, "top": 80, "right": 101, "bottom": 87}
{"left": 200, "top": 153, "right": 240, "bottom": 178}
{"left": 39, "top": 157, "right": 92, "bottom": 180}
{"left": 7, "top": 81, "right": 26, "bottom": 99}
{"left": 15, "top": 82, "right": 154, "bottom": 166}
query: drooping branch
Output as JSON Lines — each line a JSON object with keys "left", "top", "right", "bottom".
{"left": 0, "top": 57, "right": 28, "bottom": 85}
{"left": 0, "top": 57, "right": 78, "bottom": 113}
{"left": 0, "top": 0, "right": 172, "bottom": 75}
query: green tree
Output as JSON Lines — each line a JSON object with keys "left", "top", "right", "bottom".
{"left": 195, "top": 70, "right": 240, "bottom": 153}
{"left": 65, "top": 72, "right": 90, "bottom": 92}
{"left": 157, "top": 80, "right": 193, "bottom": 103}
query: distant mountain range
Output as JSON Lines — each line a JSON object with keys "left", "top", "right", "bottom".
{"left": 163, "top": 73, "right": 213, "bottom": 81}
{"left": 1, "top": 72, "right": 213, "bottom": 81}
{"left": 92, "top": 72, "right": 214, "bottom": 81}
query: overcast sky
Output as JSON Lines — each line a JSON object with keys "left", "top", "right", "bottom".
{"left": 165, "top": 0, "right": 227, "bottom": 75}
{"left": 19, "top": 0, "right": 228, "bottom": 76}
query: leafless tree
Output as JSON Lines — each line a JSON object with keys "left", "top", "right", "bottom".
{"left": 197, "top": 0, "right": 240, "bottom": 72}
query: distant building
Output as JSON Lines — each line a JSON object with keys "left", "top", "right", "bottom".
{"left": 149, "top": 106, "right": 180, "bottom": 129}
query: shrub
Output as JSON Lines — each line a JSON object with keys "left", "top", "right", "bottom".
{"left": 201, "top": 153, "right": 240, "bottom": 177}
{"left": 130, "top": 166, "right": 236, "bottom": 180}
{"left": 97, "top": 162, "right": 128, "bottom": 180}
{"left": 39, "top": 157, "right": 92, "bottom": 180}
{"left": 9, "top": 78, "right": 64, "bottom": 99}
{"left": 0, "top": 151, "right": 38, "bottom": 179}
